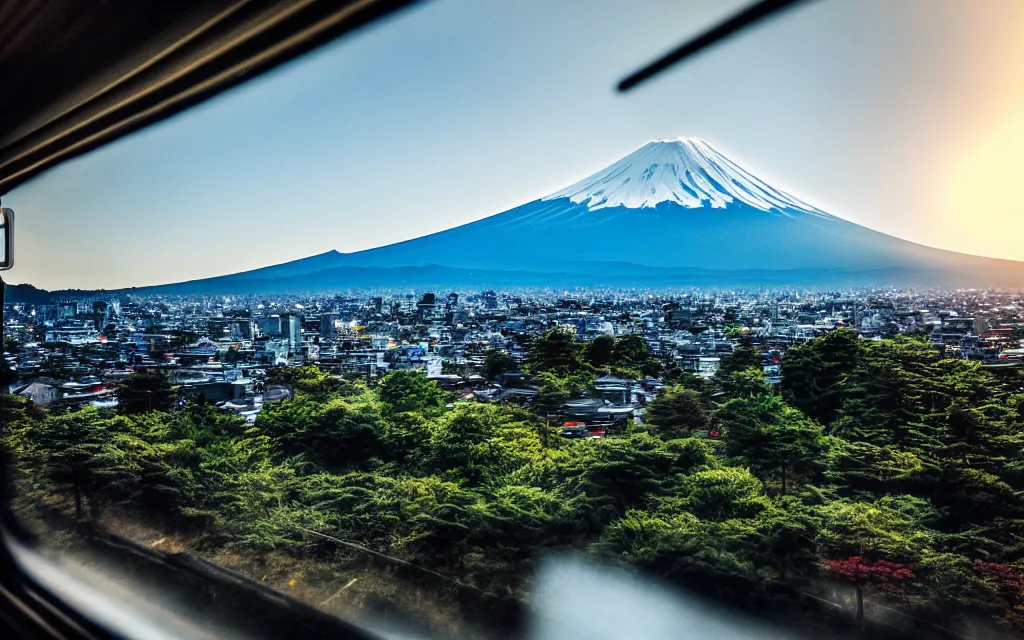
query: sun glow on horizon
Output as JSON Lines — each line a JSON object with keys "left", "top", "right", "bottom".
{"left": 944, "top": 117, "right": 1024, "bottom": 261}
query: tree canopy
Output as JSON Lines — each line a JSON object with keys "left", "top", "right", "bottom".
{"left": 525, "top": 328, "right": 588, "bottom": 376}
{"left": 645, "top": 386, "right": 710, "bottom": 439}
{"left": 378, "top": 370, "right": 447, "bottom": 418}
{"left": 482, "top": 349, "right": 517, "bottom": 382}
{"left": 117, "top": 370, "right": 175, "bottom": 414}
{"left": 4, "top": 328, "right": 1022, "bottom": 635}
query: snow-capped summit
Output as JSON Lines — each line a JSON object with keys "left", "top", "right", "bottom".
{"left": 544, "top": 137, "right": 825, "bottom": 215}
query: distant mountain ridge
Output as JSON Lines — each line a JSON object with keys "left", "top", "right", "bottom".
{"left": 13, "top": 138, "right": 1024, "bottom": 295}
{"left": 14, "top": 264, "right": 1018, "bottom": 303}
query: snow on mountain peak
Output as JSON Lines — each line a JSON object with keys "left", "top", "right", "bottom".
{"left": 544, "top": 138, "right": 825, "bottom": 215}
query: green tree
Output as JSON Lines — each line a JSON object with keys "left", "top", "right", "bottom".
{"left": 718, "top": 394, "right": 831, "bottom": 493}
{"left": 817, "top": 497, "right": 933, "bottom": 562}
{"left": 256, "top": 393, "right": 383, "bottom": 471}
{"left": 7, "top": 325, "right": 1024, "bottom": 631}
{"left": 639, "top": 358, "right": 664, "bottom": 379}
{"left": 781, "top": 328, "right": 861, "bottom": 425}
{"left": 117, "top": 370, "right": 174, "bottom": 414}
{"left": 531, "top": 371, "right": 592, "bottom": 419}
{"left": 28, "top": 408, "right": 111, "bottom": 519}
{"left": 482, "top": 348, "right": 516, "bottom": 381}
{"left": 825, "top": 440, "right": 924, "bottom": 496}
{"left": 931, "top": 467, "right": 1022, "bottom": 532}
{"left": 756, "top": 497, "right": 824, "bottom": 580}
{"left": 717, "top": 342, "right": 761, "bottom": 377}
{"left": 267, "top": 365, "right": 359, "bottom": 397}
{"left": 645, "top": 386, "right": 710, "bottom": 439}
{"left": 184, "top": 432, "right": 294, "bottom": 548}
{"left": 396, "top": 476, "right": 485, "bottom": 571}
{"left": 0, "top": 393, "right": 48, "bottom": 441}
{"left": 441, "top": 360, "right": 464, "bottom": 376}
{"left": 718, "top": 367, "right": 771, "bottom": 399}
{"left": 559, "top": 433, "right": 679, "bottom": 526}
{"left": 666, "top": 369, "right": 710, "bottom": 394}
{"left": 677, "top": 467, "right": 769, "bottom": 521}
{"left": 426, "top": 404, "right": 544, "bottom": 487}
{"left": 585, "top": 334, "right": 615, "bottom": 368}
{"left": 1004, "top": 393, "right": 1024, "bottom": 488}
{"left": 526, "top": 328, "right": 588, "bottom": 375}
{"left": 597, "top": 509, "right": 757, "bottom": 595}
{"left": 380, "top": 411, "right": 433, "bottom": 464}
{"left": 378, "top": 370, "right": 446, "bottom": 418}
{"left": 612, "top": 335, "right": 649, "bottom": 368}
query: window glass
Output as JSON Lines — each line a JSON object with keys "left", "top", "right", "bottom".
{"left": 3, "top": 1, "right": 1023, "bottom": 638}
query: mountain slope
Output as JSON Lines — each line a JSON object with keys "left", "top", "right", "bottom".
{"left": 327, "top": 138, "right": 1017, "bottom": 275}
{"left": 132, "top": 138, "right": 1023, "bottom": 293}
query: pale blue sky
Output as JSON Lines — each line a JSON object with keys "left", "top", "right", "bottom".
{"left": 7, "top": 0, "right": 1023, "bottom": 289}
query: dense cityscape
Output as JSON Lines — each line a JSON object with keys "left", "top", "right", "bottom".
{"left": 3, "top": 288, "right": 1022, "bottom": 419}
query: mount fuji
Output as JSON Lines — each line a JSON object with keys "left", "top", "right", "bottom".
{"left": 140, "top": 138, "right": 1023, "bottom": 293}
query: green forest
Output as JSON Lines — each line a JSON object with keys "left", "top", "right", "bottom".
{"left": 2, "top": 329, "right": 1022, "bottom": 637}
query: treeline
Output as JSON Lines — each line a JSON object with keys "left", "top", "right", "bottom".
{"left": 1, "top": 329, "right": 1022, "bottom": 636}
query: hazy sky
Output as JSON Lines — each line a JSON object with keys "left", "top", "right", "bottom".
{"left": 5, "top": 0, "right": 1023, "bottom": 289}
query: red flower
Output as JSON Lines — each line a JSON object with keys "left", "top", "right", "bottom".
{"left": 973, "top": 560, "right": 1024, "bottom": 590}
{"left": 824, "top": 556, "right": 916, "bottom": 592}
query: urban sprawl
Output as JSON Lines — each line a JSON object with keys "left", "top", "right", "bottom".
{"left": 4, "top": 288, "right": 1023, "bottom": 433}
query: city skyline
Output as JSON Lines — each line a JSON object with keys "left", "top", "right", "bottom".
{"left": 4, "top": 0, "right": 1024, "bottom": 290}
